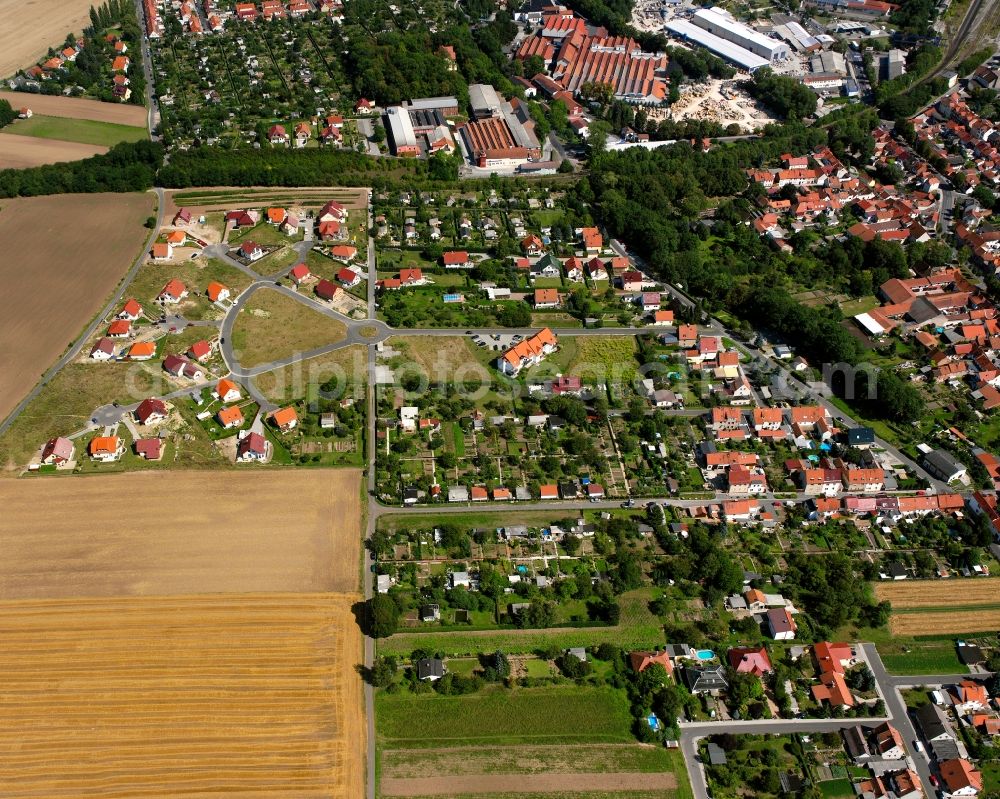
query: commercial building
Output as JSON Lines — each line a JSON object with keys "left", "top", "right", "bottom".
{"left": 403, "top": 95, "right": 459, "bottom": 116}
{"left": 469, "top": 83, "right": 505, "bottom": 118}
{"left": 383, "top": 106, "right": 419, "bottom": 156}
{"left": 665, "top": 18, "right": 769, "bottom": 72}
{"left": 690, "top": 7, "right": 789, "bottom": 62}
{"left": 460, "top": 85, "right": 541, "bottom": 168}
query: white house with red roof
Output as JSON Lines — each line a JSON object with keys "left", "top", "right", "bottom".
{"left": 118, "top": 298, "right": 142, "bottom": 320}
{"left": 135, "top": 397, "right": 168, "bottom": 425}
{"left": 289, "top": 263, "right": 311, "bottom": 284}
{"left": 238, "top": 241, "right": 264, "bottom": 261}
{"left": 41, "top": 437, "right": 74, "bottom": 466}
{"left": 338, "top": 267, "right": 361, "bottom": 287}
{"left": 90, "top": 337, "right": 115, "bottom": 361}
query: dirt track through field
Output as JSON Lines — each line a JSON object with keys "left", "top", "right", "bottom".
{"left": 0, "top": 132, "right": 107, "bottom": 167}
{"left": 0, "top": 0, "right": 96, "bottom": 78}
{"left": 0, "top": 593, "right": 365, "bottom": 799}
{"left": 0, "top": 193, "right": 153, "bottom": 425}
{"left": 381, "top": 772, "right": 679, "bottom": 796}
{"left": 0, "top": 470, "right": 361, "bottom": 598}
{"left": 0, "top": 91, "right": 148, "bottom": 126}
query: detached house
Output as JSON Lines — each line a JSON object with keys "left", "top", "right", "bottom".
{"left": 271, "top": 406, "right": 298, "bottom": 432}
{"left": 134, "top": 398, "right": 168, "bottom": 425}
{"left": 238, "top": 241, "right": 264, "bottom": 261}
{"left": 294, "top": 122, "right": 311, "bottom": 147}
{"left": 217, "top": 405, "right": 244, "bottom": 430}
{"left": 162, "top": 354, "right": 204, "bottom": 380}
{"left": 268, "top": 124, "right": 288, "bottom": 145}
{"left": 766, "top": 608, "right": 797, "bottom": 640}
{"left": 88, "top": 436, "right": 124, "bottom": 462}
{"left": 315, "top": 279, "right": 339, "bottom": 301}
{"left": 206, "top": 281, "right": 230, "bottom": 303}
{"left": 158, "top": 279, "right": 188, "bottom": 304}
{"left": 442, "top": 250, "right": 472, "bottom": 269}
{"left": 497, "top": 328, "right": 558, "bottom": 376}
{"left": 289, "top": 263, "right": 311, "bottom": 284}
{"left": 215, "top": 379, "right": 241, "bottom": 403}
{"left": 40, "top": 437, "right": 74, "bottom": 466}
{"left": 117, "top": 298, "right": 142, "bottom": 320}
{"left": 90, "top": 337, "right": 115, "bottom": 361}
{"left": 237, "top": 431, "right": 269, "bottom": 462}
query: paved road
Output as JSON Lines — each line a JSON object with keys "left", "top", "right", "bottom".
{"left": 364, "top": 192, "right": 378, "bottom": 799}
{"left": 861, "top": 643, "right": 935, "bottom": 795}
{"left": 0, "top": 186, "right": 165, "bottom": 437}
{"left": 131, "top": 0, "right": 160, "bottom": 138}
{"left": 679, "top": 644, "right": 957, "bottom": 799}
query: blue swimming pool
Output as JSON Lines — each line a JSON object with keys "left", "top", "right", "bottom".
{"left": 696, "top": 649, "right": 716, "bottom": 661}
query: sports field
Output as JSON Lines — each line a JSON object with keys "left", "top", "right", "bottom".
{"left": 0, "top": 192, "right": 153, "bottom": 425}
{"left": 0, "top": 593, "right": 364, "bottom": 799}
{"left": 875, "top": 579, "right": 1000, "bottom": 635}
{"left": 0, "top": 470, "right": 361, "bottom": 597}
{"left": 1, "top": 114, "right": 148, "bottom": 146}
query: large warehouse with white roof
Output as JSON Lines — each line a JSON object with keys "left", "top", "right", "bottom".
{"left": 690, "top": 7, "right": 789, "bottom": 62}
{"left": 664, "top": 18, "right": 770, "bottom": 72}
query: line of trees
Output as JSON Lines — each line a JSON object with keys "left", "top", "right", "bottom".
{"left": 0, "top": 100, "right": 15, "bottom": 130}
{"left": 0, "top": 140, "right": 163, "bottom": 198}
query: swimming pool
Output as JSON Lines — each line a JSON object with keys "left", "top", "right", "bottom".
{"left": 696, "top": 649, "right": 716, "bottom": 661}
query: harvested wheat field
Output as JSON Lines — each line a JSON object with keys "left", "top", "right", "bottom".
{"left": 0, "top": 132, "right": 107, "bottom": 168}
{"left": 0, "top": 0, "right": 97, "bottom": 79}
{"left": 0, "top": 593, "right": 364, "bottom": 799}
{"left": 889, "top": 609, "right": 1000, "bottom": 636}
{"left": 875, "top": 578, "right": 1000, "bottom": 607}
{"left": 0, "top": 192, "right": 153, "bottom": 423}
{"left": 0, "top": 91, "right": 148, "bottom": 126}
{"left": 0, "top": 470, "right": 361, "bottom": 598}
{"left": 877, "top": 579, "right": 1000, "bottom": 635}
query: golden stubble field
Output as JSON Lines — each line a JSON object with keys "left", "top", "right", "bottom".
{"left": 0, "top": 470, "right": 361, "bottom": 597}
{"left": 0, "top": 0, "right": 96, "bottom": 78}
{"left": 0, "top": 192, "right": 153, "bottom": 424}
{"left": 0, "top": 593, "right": 364, "bottom": 799}
{"left": 0, "top": 469, "right": 365, "bottom": 799}
{"left": 875, "top": 579, "right": 1000, "bottom": 635}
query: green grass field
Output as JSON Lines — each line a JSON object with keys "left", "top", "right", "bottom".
{"left": 819, "top": 778, "right": 855, "bottom": 799}
{"left": 377, "top": 685, "right": 634, "bottom": 746}
{"left": 870, "top": 636, "right": 966, "bottom": 675}
{"left": 1, "top": 115, "right": 147, "bottom": 147}
{"left": 380, "top": 742, "right": 687, "bottom": 776}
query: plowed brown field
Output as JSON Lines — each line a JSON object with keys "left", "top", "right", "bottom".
{"left": 0, "top": 132, "right": 106, "bottom": 168}
{"left": 0, "top": 470, "right": 361, "bottom": 598}
{"left": 0, "top": 91, "right": 148, "bottom": 126}
{"left": 0, "top": 1, "right": 97, "bottom": 78}
{"left": 0, "top": 192, "right": 153, "bottom": 426}
{"left": 0, "top": 593, "right": 364, "bottom": 799}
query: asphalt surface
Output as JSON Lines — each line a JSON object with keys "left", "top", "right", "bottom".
{"left": 679, "top": 644, "right": 977, "bottom": 799}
